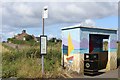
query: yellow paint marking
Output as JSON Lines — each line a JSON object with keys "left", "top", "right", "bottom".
{"left": 68, "top": 33, "right": 74, "bottom": 56}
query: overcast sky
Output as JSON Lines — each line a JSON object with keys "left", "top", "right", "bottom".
{"left": 1, "top": 1, "right": 119, "bottom": 41}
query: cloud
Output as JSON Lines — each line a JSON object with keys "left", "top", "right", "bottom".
{"left": 2, "top": 3, "right": 40, "bottom": 28}
{"left": 1, "top": 2, "right": 118, "bottom": 41}
{"left": 2, "top": 2, "right": 118, "bottom": 28}
{"left": 1, "top": 25, "right": 17, "bottom": 41}
{"left": 2, "top": 0, "right": 119, "bottom": 2}
{"left": 13, "top": 3, "right": 34, "bottom": 16}
{"left": 81, "top": 19, "right": 96, "bottom": 27}
{"left": 48, "top": 34, "right": 57, "bottom": 40}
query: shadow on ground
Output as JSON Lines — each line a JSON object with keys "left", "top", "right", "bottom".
{"left": 84, "top": 72, "right": 105, "bottom": 76}
{"left": 117, "top": 58, "right": 120, "bottom": 68}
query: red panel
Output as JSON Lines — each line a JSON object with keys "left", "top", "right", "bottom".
{"left": 89, "top": 36, "right": 94, "bottom": 53}
{"left": 66, "top": 56, "right": 74, "bottom": 61}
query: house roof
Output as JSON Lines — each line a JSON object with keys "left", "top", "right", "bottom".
{"left": 61, "top": 25, "right": 117, "bottom": 31}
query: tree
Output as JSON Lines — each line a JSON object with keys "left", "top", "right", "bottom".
{"left": 7, "top": 38, "right": 13, "bottom": 42}
{"left": 25, "top": 35, "right": 34, "bottom": 41}
{"left": 49, "top": 37, "right": 56, "bottom": 42}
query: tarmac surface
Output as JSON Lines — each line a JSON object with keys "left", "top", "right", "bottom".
{"left": 84, "top": 68, "right": 119, "bottom": 78}
{"left": 69, "top": 67, "right": 119, "bottom": 78}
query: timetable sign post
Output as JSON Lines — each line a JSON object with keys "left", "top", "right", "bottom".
{"left": 40, "top": 35, "right": 47, "bottom": 55}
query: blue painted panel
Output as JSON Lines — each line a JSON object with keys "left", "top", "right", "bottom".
{"left": 80, "top": 29, "right": 89, "bottom": 54}
{"left": 63, "top": 44, "right": 68, "bottom": 54}
{"left": 80, "top": 28, "right": 117, "bottom": 34}
{"left": 109, "top": 34, "right": 117, "bottom": 51}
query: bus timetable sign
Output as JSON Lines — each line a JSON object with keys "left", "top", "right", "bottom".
{"left": 40, "top": 35, "right": 47, "bottom": 55}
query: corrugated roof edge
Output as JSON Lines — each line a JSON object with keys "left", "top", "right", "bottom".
{"left": 61, "top": 26, "right": 117, "bottom": 31}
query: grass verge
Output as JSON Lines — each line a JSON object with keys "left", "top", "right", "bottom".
{"left": 2, "top": 42, "right": 62, "bottom": 78}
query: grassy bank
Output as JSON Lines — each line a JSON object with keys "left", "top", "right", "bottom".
{"left": 2, "top": 41, "right": 120, "bottom": 78}
{"left": 2, "top": 42, "right": 62, "bottom": 78}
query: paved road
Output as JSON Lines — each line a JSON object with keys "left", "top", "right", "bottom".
{"left": 68, "top": 67, "right": 119, "bottom": 78}
{"left": 84, "top": 68, "right": 119, "bottom": 78}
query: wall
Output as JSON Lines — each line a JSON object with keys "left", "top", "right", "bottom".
{"left": 80, "top": 28, "right": 117, "bottom": 53}
{"left": 61, "top": 27, "right": 117, "bottom": 74}
{"left": 80, "top": 28, "right": 117, "bottom": 72}
{"left": 61, "top": 28, "right": 81, "bottom": 73}
{"left": 107, "top": 34, "right": 117, "bottom": 71}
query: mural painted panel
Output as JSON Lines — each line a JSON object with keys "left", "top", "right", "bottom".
{"left": 80, "top": 29, "right": 89, "bottom": 54}
{"left": 109, "top": 34, "right": 117, "bottom": 52}
{"left": 80, "top": 28, "right": 117, "bottom": 54}
{"left": 62, "top": 28, "right": 80, "bottom": 67}
{"left": 62, "top": 28, "right": 80, "bottom": 55}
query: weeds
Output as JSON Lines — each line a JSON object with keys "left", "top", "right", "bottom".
{"left": 2, "top": 42, "right": 62, "bottom": 78}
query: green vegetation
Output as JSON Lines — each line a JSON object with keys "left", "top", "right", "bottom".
{"left": 7, "top": 34, "right": 37, "bottom": 46}
{"left": 24, "top": 35, "right": 34, "bottom": 41}
{"left": 2, "top": 43, "right": 14, "bottom": 51}
{"left": 2, "top": 38, "right": 120, "bottom": 78}
{"left": 7, "top": 38, "right": 38, "bottom": 46}
{"left": 48, "top": 37, "right": 61, "bottom": 43}
{"left": 2, "top": 42, "right": 62, "bottom": 78}
{"left": 103, "top": 41, "right": 108, "bottom": 51}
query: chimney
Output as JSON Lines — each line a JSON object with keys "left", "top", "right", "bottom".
{"left": 22, "top": 30, "right": 26, "bottom": 34}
